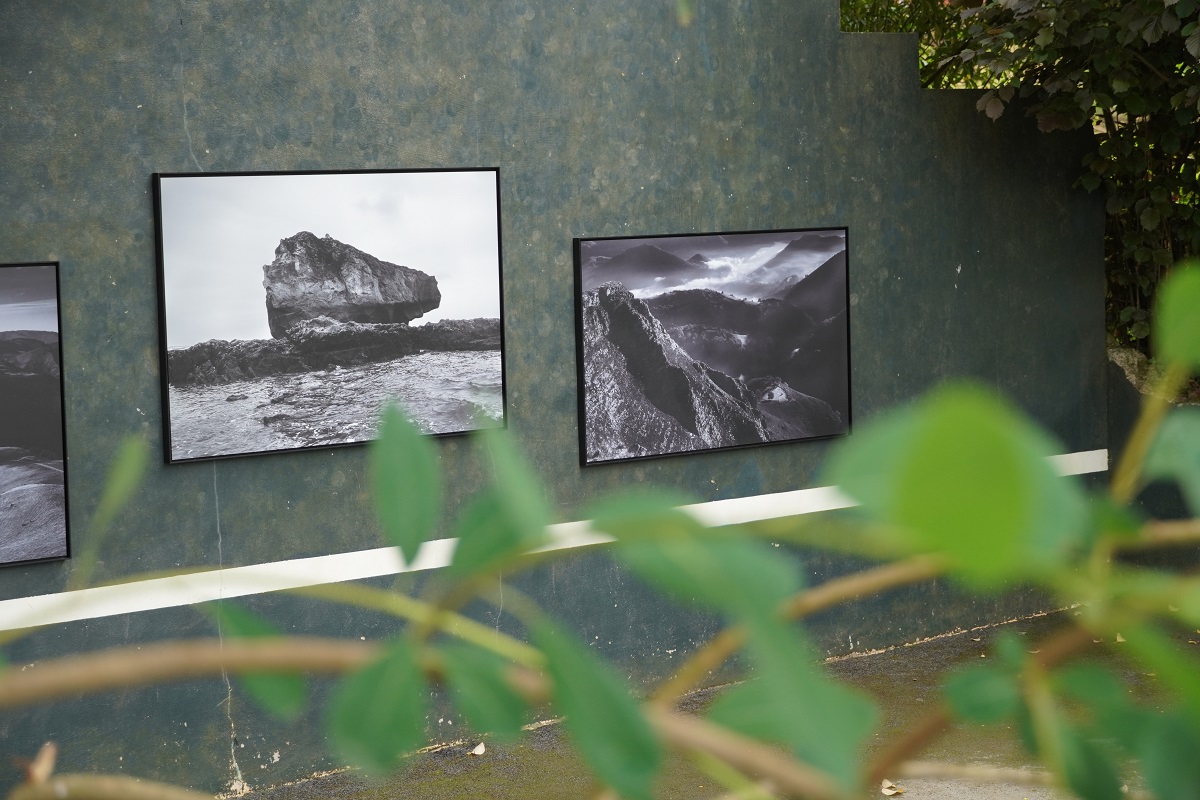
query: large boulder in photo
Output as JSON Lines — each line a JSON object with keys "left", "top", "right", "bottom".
{"left": 263, "top": 231, "right": 441, "bottom": 338}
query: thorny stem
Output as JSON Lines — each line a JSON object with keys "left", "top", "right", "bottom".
{"left": 1111, "top": 360, "right": 1191, "bottom": 503}
{"left": 7, "top": 774, "right": 214, "bottom": 800}
{"left": 651, "top": 555, "right": 947, "bottom": 705}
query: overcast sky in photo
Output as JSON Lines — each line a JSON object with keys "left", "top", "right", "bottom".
{"left": 0, "top": 265, "right": 59, "bottom": 333}
{"left": 579, "top": 228, "right": 846, "bottom": 298}
{"left": 158, "top": 170, "right": 502, "bottom": 349}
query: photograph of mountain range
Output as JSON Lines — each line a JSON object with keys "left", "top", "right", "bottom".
{"left": 0, "top": 262, "right": 69, "bottom": 566}
{"left": 574, "top": 228, "right": 850, "bottom": 465}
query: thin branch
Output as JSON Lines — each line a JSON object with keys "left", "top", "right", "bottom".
{"left": 1120, "top": 518, "right": 1200, "bottom": 549}
{"left": 0, "top": 637, "right": 848, "bottom": 800}
{"left": 866, "top": 624, "right": 1095, "bottom": 784}
{"left": 7, "top": 774, "right": 214, "bottom": 800}
{"left": 646, "top": 706, "right": 843, "bottom": 800}
{"left": 0, "top": 638, "right": 375, "bottom": 710}
{"left": 288, "top": 582, "right": 544, "bottom": 668}
{"left": 1111, "top": 361, "right": 1191, "bottom": 503}
{"left": 651, "top": 555, "right": 946, "bottom": 705}
{"left": 866, "top": 708, "right": 953, "bottom": 787}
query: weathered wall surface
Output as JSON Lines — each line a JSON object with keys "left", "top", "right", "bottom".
{"left": 0, "top": 0, "right": 1104, "bottom": 793}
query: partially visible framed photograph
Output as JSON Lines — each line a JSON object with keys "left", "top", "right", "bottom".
{"left": 0, "top": 262, "right": 69, "bottom": 566}
{"left": 574, "top": 227, "right": 850, "bottom": 465}
{"left": 154, "top": 168, "right": 506, "bottom": 463}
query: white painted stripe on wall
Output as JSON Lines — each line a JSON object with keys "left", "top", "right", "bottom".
{"left": 0, "top": 449, "right": 1108, "bottom": 632}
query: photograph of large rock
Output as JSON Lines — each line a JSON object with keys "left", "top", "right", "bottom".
{"left": 575, "top": 229, "right": 849, "bottom": 465}
{"left": 155, "top": 169, "right": 505, "bottom": 462}
{"left": 0, "top": 262, "right": 68, "bottom": 566}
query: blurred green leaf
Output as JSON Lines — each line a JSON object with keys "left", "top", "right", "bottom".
{"left": 616, "top": 532, "right": 801, "bottom": 618}
{"left": 449, "top": 490, "right": 539, "bottom": 577}
{"left": 992, "top": 631, "right": 1031, "bottom": 671}
{"left": 90, "top": 435, "right": 149, "bottom": 534}
{"left": 1143, "top": 408, "right": 1200, "bottom": 514}
{"left": 448, "top": 427, "right": 550, "bottom": 574}
{"left": 1087, "top": 495, "right": 1144, "bottom": 540}
{"left": 1120, "top": 623, "right": 1200, "bottom": 726}
{"left": 1155, "top": 261, "right": 1200, "bottom": 368}
{"left": 202, "top": 602, "right": 306, "bottom": 720}
{"left": 1137, "top": 710, "right": 1200, "bottom": 800}
{"left": 585, "top": 489, "right": 701, "bottom": 535}
{"left": 1056, "top": 663, "right": 1143, "bottom": 748}
{"left": 1059, "top": 725, "right": 1124, "bottom": 800}
{"left": 370, "top": 404, "right": 442, "bottom": 564}
{"left": 533, "top": 619, "right": 659, "bottom": 800}
{"left": 450, "top": 429, "right": 550, "bottom": 575}
{"left": 709, "top": 618, "right": 878, "bottom": 789}
{"left": 676, "top": 0, "right": 695, "bottom": 26}
{"left": 943, "top": 664, "right": 1021, "bottom": 723}
{"left": 826, "top": 383, "right": 1088, "bottom": 588}
{"left": 440, "top": 643, "right": 527, "bottom": 742}
{"left": 592, "top": 494, "right": 800, "bottom": 617}
{"left": 70, "top": 435, "right": 150, "bottom": 591}
{"left": 328, "top": 638, "right": 428, "bottom": 775}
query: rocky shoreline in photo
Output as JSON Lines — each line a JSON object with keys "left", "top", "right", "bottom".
{"left": 167, "top": 316, "right": 502, "bottom": 387}
{"left": 168, "top": 231, "right": 502, "bottom": 387}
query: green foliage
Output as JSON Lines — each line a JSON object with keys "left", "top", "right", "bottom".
{"left": 370, "top": 403, "right": 442, "bottom": 563}
{"left": 592, "top": 493, "right": 801, "bottom": 617}
{"left": 943, "top": 663, "right": 1021, "bottom": 723}
{"left": 533, "top": 618, "right": 661, "bottom": 800}
{"left": 449, "top": 427, "right": 550, "bottom": 576}
{"left": 439, "top": 643, "right": 529, "bottom": 742}
{"left": 328, "top": 638, "right": 429, "bottom": 776}
{"left": 844, "top": 0, "right": 1200, "bottom": 351}
{"left": 710, "top": 618, "right": 878, "bottom": 789}
{"left": 203, "top": 602, "right": 307, "bottom": 720}
{"left": 1144, "top": 407, "right": 1200, "bottom": 513}
{"left": 826, "top": 383, "right": 1088, "bottom": 588}
{"left": 1155, "top": 260, "right": 1200, "bottom": 367}
{"left": 10, "top": 250, "right": 1200, "bottom": 796}
{"left": 69, "top": 434, "right": 150, "bottom": 591}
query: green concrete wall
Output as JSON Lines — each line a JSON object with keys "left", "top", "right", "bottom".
{"left": 0, "top": 0, "right": 1104, "bottom": 793}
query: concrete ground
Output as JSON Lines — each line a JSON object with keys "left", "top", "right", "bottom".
{"left": 243, "top": 612, "right": 1152, "bottom": 800}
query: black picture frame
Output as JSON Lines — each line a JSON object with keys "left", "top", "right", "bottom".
{"left": 0, "top": 261, "right": 70, "bottom": 566}
{"left": 574, "top": 227, "right": 851, "bottom": 466}
{"left": 153, "top": 168, "right": 507, "bottom": 463}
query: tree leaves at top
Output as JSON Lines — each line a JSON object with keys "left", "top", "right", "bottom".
{"left": 844, "top": 0, "right": 1200, "bottom": 350}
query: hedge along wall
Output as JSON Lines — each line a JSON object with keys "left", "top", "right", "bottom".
{"left": 0, "top": 0, "right": 1104, "bottom": 793}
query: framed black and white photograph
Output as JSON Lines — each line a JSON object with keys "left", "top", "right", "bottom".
{"left": 154, "top": 168, "right": 506, "bottom": 463}
{"left": 574, "top": 228, "right": 850, "bottom": 465}
{"left": 0, "top": 262, "right": 69, "bottom": 566}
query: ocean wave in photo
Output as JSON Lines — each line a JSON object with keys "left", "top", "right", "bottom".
{"left": 167, "top": 350, "right": 503, "bottom": 461}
